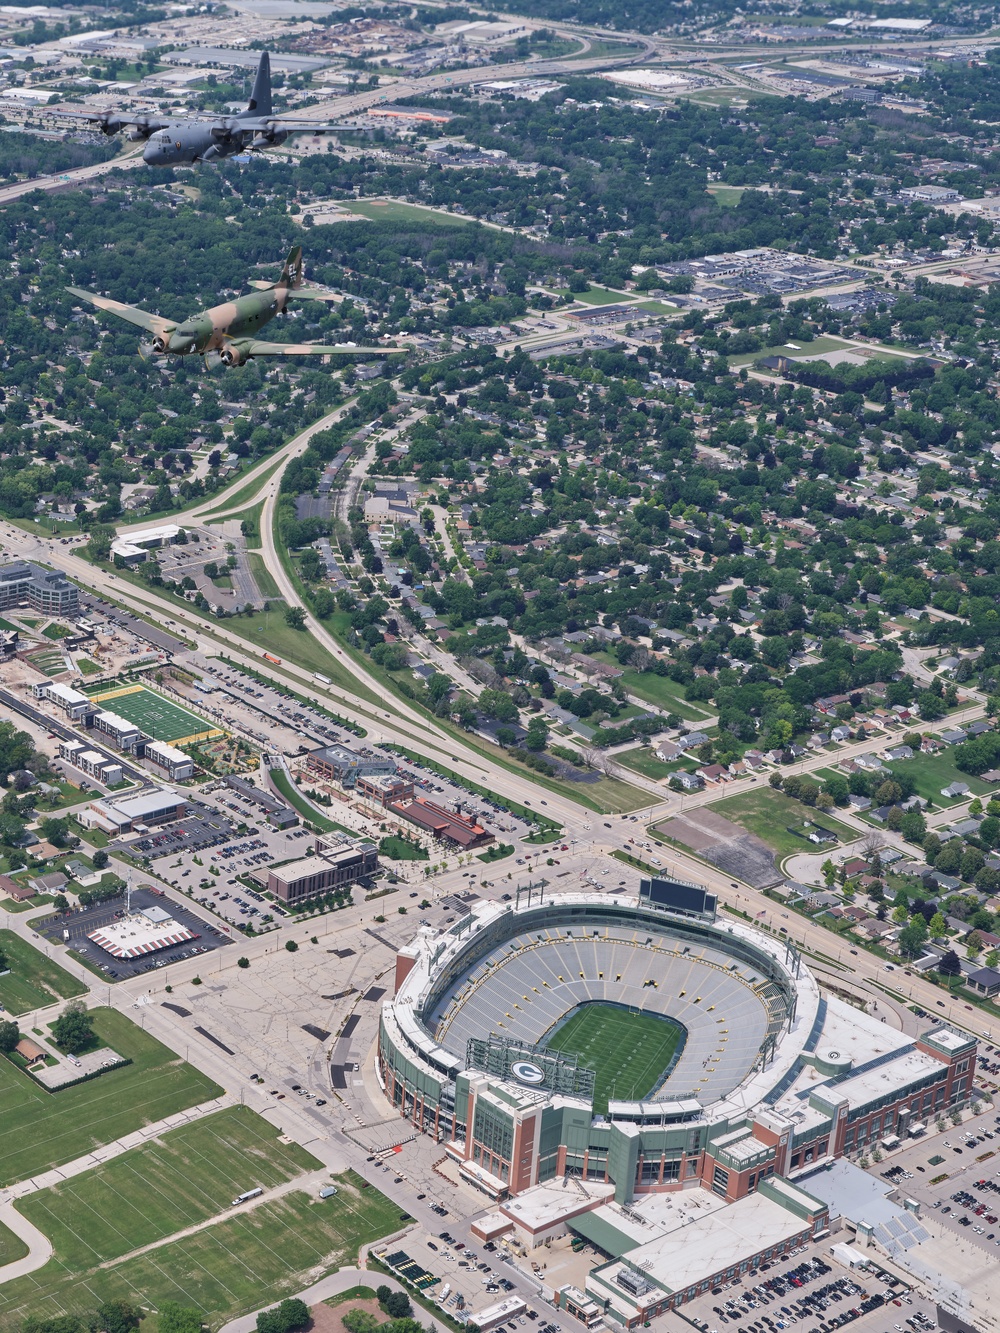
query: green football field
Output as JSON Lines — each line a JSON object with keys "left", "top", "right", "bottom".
{"left": 544, "top": 1004, "right": 683, "bottom": 1112}
{"left": 85, "top": 683, "right": 216, "bottom": 742}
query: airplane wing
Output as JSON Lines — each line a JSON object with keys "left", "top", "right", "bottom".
{"left": 235, "top": 340, "right": 401, "bottom": 358}
{"left": 51, "top": 109, "right": 169, "bottom": 137}
{"left": 65, "top": 287, "right": 175, "bottom": 337}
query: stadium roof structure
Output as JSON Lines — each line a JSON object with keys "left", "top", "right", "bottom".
{"left": 87, "top": 905, "right": 195, "bottom": 958}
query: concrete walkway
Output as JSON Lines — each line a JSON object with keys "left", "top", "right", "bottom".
{"left": 217, "top": 1263, "right": 412, "bottom": 1333}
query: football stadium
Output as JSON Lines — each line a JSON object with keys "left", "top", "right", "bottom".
{"left": 379, "top": 882, "right": 977, "bottom": 1322}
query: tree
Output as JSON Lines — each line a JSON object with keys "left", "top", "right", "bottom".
{"left": 237, "top": 956, "right": 250, "bottom": 969}
{"left": 899, "top": 915, "right": 929, "bottom": 958}
{"left": 157, "top": 1304, "right": 203, "bottom": 1333}
{"left": 0, "top": 1018, "right": 19, "bottom": 1052}
{"left": 967, "top": 930, "right": 983, "bottom": 959}
{"left": 93, "top": 849, "right": 109, "bottom": 869}
{"left": 285, "top": 940, "right": 298, "bottom": 953}
{"left": 938, "top": 949, "right": 962, "bottom": 977}
{"left": 381, "top": 1293, "right": 412, "bottom": 1320}
{"left": 929, "top": 911, "right": 948, "bottom": 939}
{"left": 284, "top": 607, "right": 307, "bottom": 630}
{"left": 97, "top": 1301, "right": 143, "bottom": 1333}
{"left": 38, "top": 816, "right": 70, "bottom": 848}
{"left": 51, "top": 1000, "right": 94, "bottom": 1054}
{"left": 257, "top": 1300, "right": 311, "bottom": 1333}
{"left": 52, "top": 894, "right": 69, "bottom": 914}
{"left": 891, "top": 904, "right": 910, "bottom": 925}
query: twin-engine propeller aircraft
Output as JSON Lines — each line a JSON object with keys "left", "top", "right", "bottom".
{"left": 80, "top": 51, "right": 340, "bottom": 166}
{"left": 66, "top": 246, "right": 398, "bottom": 367}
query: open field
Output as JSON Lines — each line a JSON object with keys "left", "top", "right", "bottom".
{"left": 0, "top": 929, "right": 87, "bottom": 1016}
{"left": 343, "top": 199, "right": 470, "bottom": 227}
{"left": 615, "top": 747, "right": 678, "bottom": 781}
{"left": 588, "top": 656, "right": 714, "bottom": 721}
{"left": 570, "top": 286, "right": 638, "bottom": 307}
{"left": 878, "top": 750, "right": 995, "bottom": 805}
{"left": 83, "top": 682, "right": 217, "bottom": 744}
{"left": 707, "top": 184, "right": 746, "bottom": 206}
{"left": 710, "top": 788, "right": 858, "bottom": 859}
{"left": 0, "top": 1168, "right": 400, "bottom": 1330}
{"left": 247, "top": 552, "right": 281, "bottom": 600}
{"left": 545, "top": 1003, "right": 682, "bottom": 1114}
{"left": 0, "top": 1008, "right": 222, "bottom": 1186}
{"left": 18, "top": 1107, "right": 319, "bottom": 1268}
{"left": 0, "top": 1222, "right": 27, "bottom": 1267}
{"left": 270, "top": 768, "right": 348, "bottom": 834}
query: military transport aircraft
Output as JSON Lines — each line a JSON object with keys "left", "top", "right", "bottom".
{"left": 66, "top": 246, "right": 398, "bottom": 367}
{"left": 78, "top": 51, "right": 339, "bottom": 166}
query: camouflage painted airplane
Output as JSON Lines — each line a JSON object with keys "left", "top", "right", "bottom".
{"left": 66, "top": 246, "right": 396, "bottom": 367}
{"left": 80, "top": 51, "right": 339, "bottom": 166}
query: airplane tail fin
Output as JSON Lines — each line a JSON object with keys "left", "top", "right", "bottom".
{"left": 279, "top": 246, "right": 303, "bottom": 290}
{"left": 243, "top": 49, "right": 272, "bottom": 118}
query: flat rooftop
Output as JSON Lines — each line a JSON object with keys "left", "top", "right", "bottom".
{"left": 88, "top": 912, "right": 195, "bottom": 959}
{"left": 597, "top": 1191, "right": 807, "bottom": 1296}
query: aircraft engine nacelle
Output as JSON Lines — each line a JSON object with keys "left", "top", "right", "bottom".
{"left": 95, "top": 114, "right": 125, "bottom": 137}
{"left": 152, "top": 333, "right": 170, "bottom": 355}
{"left": 220, "top": 342, "right": 252, "bottom": 368}
{"left": 251, "top": 123, "right": 288, "bottom": 149}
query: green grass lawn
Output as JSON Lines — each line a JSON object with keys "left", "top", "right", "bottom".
{"left": 726, "top": 334, "right": 860, "bottom": 369}
{"left": 0, "top": 1221, "right": 27, "bottom": 1267}
{"left": 545, "top": 1003, "right": 682, "bottom": 1114}
{"left": 76, "top": 658, "right": 102, "bottom": 676}
{"left": 0, "top": 1167, "right": 399, "bottom": 1330}
{"left": 0, "top": 1008, "right": 221, "bottom": 1187}
{"left": 247, "top": 552, "right": 282, "bottom": 600}
{"left": 570, "top": 286, "right": 638, "bottom": 307}
{"left": 615, "top": 747, "right": 675, "bottom": 781}
{"left": 477, "top": 842, "right": 514, "bottom": 864}
{"left": 17, "top": 1106, "right": 318, "bottom": 1268}
{"left": 42, "top": 623, "right": 72, "bottom": 640}
{"left": 344, "top": 199, "right": 470, "bottom": 227}
{"left": 879, "top": 751, "right": 995, "bottom": 805}
{"left": 0, "top": 930, "right": 87, "bottom": 1016}
{"left": 269, "top": 769, "right": 349, "bottom": 834}
{"left": 708, "top": 789, "right": 858, "bottom": 860}
{"left": 707, "top": 184, "right": 746, "bottom": 207}
{"left": 378, "top": 835, "right": 428, "bottom": 861}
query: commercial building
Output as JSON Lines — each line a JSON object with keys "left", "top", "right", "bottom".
{"left": 224, "top": 775, "right": 298, "bottom": 827}
{"left": 388, "top": 795, "right": 493, "bottom": 849}
{"left": 305, "top": 742, "right": 397, "bottom": 789}
{"left": 0, "top": 561, "right": 79, "bottom": 615}
{"left": 33, "top": 681, "right": 93, "bottom": 719}
{"left": 91, "top": 709, "right": 143, "bottom": 753}
{"left": 267, "top": 835, "right": 377, "bottom": 903}
{"left": 88, "top": 903, "right": 196, "bottom": 959}
{"left": 356, "top": 772, "right": 415, "bottom": 808}
{"left": 82, "top": 787, "right": 188, "bottom": 834}
{"left": 380, "top": 892, "right": 976, "bottom": 1220}
{"left": 143, "top": 740, "right": 195, "bottom": 782}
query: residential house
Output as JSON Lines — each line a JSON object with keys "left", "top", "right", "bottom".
{"left": 674, "top": 771, "right": 705, "bottom": 792}
{"left": 941, "top": 781, "right": 971, "bottom": 799}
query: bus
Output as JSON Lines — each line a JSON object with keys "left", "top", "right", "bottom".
{"left": 314, "top": 673, "right": 331, "bottom": 685}
{"left": 263, "top": 653, "right": 281, "bottom": 665}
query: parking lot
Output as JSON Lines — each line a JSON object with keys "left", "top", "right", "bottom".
{"left": 876, "top": 1104, "right": 1000, "bottom": 1256}
{"left": 112, "top": 807, "right": 237, "bottom": 862}
{"left": 34, "top": 886, "right": 231, "bottom": 980}
{"left": 667, "top": 1249, "right": 931, "bottom": 1333}
{"left": 146, "top": 786, "right": 317, "bottom": 930}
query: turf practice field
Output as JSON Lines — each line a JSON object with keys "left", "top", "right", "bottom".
{"left": 544, "top": 1003, "right": 683, "bottom": 1113}
{"left": 0, "top": 1009, "right": 221, "bottom": 1186}
{"left": 84, "top": 682, "right": 221, "bottom": 744}
{"left": 0, "top": 1137, "right": 398, "bottom": 1331}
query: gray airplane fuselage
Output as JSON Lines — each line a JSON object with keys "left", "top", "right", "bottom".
{"left": 143, "top": 121, "right": 262, "bottom": 165}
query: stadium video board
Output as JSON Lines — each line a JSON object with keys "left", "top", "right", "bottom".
{"left": 639, "top": 877, "right": 717, "bottom": 918}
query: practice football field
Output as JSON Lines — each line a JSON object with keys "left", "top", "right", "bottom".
{"left": 544, "top": 1003, "right": 683, "bottom": 1112}
{"left": 84, "top": 682, "right": 220, "bottom": 743}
